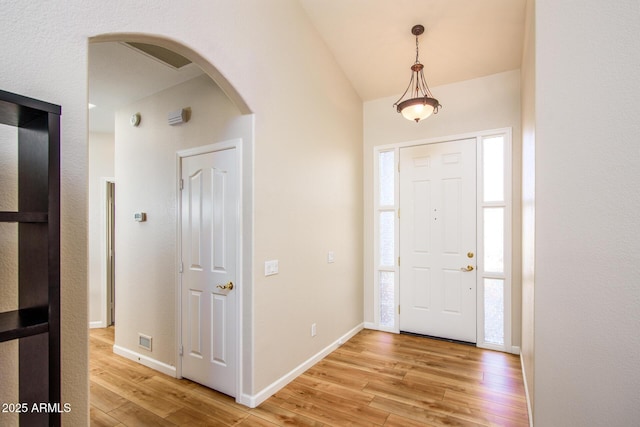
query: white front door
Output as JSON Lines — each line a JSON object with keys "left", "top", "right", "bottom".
{"left": 399, "top": 139, "right": 477, "bottom": 342}
{"left": 181, "top": 147, "right": 238, "bottom": 397}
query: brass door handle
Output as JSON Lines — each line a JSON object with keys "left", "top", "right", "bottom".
{"left": 216, "top": 281, "right": 234, "bottom": 291}
{"left": 460, "top": 265, "right": 474, "bottom": 272}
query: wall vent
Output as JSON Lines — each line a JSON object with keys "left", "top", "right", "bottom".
{"left": 123, "top": 42, "right": 192, "bottom": 69}
{"left": 138, "top": 333, "right": 152, "bottom": 351}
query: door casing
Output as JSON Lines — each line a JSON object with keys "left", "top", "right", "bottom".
{"left": 371, "top": 128, "right": 514, "bottom": 353}
{"left": 176, "top": 138, "right": 243, "bottom": 401}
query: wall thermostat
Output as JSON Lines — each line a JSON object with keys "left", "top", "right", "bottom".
{"left": 130, "top": 113, "right": 141, "bottom": 127}
{"left": 134, "top": 212, "right": 147, "bottom": 222}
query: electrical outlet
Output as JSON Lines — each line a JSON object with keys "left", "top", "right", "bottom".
{"left": 311, "top": 323, "right": 317, "bottom": 337}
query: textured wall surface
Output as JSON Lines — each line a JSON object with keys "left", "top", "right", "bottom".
{"left": 0, "top": 1, "right": 363, "bottom": 423}
{"left": 534, "top": 0, "right": 640, "bottom": 424}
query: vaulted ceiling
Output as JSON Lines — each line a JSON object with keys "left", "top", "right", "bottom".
{"left": 88, "top": 0, "right": 526, "bottom": 132}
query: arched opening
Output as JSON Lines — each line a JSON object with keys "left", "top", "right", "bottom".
{"left": 87, "top": 33, "right": 253, "bottom": 410}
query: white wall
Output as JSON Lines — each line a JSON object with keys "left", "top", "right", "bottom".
{"left": 363, "top": 70, "right": 523, "bottom": 346}
{"left": 88, "top": 132, "right": 114, "bottom": 327}
{"left": 0, "top": 1, "right": 363, "bottom": 423}
{"left": 533, "top": 1, "right": 640, "bottom": 425}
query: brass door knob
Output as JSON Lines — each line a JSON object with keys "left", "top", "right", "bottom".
{"left": 216, "top": 281, "right": 234, "bottom": 290}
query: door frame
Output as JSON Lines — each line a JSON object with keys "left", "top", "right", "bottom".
{"left": 371, "top": 128, "right": 513, "bottom": 353}
{"left": 175, "top": 138, "right": 243, "bottom": 401}
{"left": 96, "top": 177, "right": 115, "bottom": 329}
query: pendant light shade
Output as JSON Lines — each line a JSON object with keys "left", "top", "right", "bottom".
{"left": 393, "top": 25, "right": 441, "bottom": 123}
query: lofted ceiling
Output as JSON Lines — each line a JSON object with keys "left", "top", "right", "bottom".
{"left": 298, "top": 0, "right": 527, "bottom": 101}
{"left": 88, "top": 0, "right": 526, "bottom": 132}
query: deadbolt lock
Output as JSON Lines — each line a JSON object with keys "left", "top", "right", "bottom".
{"left": 467, "top": 252, "right": 474, "bottom": 258}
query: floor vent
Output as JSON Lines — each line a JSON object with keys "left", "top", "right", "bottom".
{"left": 138, "top": 333, "right": 152, "bottom": 351}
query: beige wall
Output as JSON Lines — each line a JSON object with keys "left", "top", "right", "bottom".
{"left": 250, "top": 15, "right": 363, "bottom": 391}
{"left": 363, "top": 70, "right": 523, "bottom": 348}
{"left": 520, "top": 0, "right": 535, "bottom": 417}
{"left": 88, "top": 132, "right": 115, "bottom": 326}
{"left": 0, "top": 1, "right": 363, "bottom": 423}
{"left": 532, "top": 0, "right": 640, "bottom": 424}
{"left": 114, "top": 73, "right": 247, "bottom": 367}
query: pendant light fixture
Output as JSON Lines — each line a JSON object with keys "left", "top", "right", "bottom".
{"left": 393, "top": 25, "right": 441, "bottom": 123}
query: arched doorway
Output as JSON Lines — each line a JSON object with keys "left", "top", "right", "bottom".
{"left": 87, "top": 33, "right": 253, "bottom": 405}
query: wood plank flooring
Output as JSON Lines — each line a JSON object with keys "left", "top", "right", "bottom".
{"left": 90, "top": 327, "right": 529, "bottom": 426}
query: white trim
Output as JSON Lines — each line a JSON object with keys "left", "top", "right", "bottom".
{"left": 374, "top": 127, "right": 512, "bottom": 151}
{"left": 364, "top": 322, "right": 377, "bottom": 330}
{"left": 476, "top": 130, "right": 513, "bottom": 353}
{"left": 176, "top": 138, "right": 244, "bottom": 402}
{"left": 511, "top": 345, "right": 521, "bottom": 355}
{"left": 372, "top": 128, "right": 514, "bottom": 353}
{"left": 89, "top": 320, "right": 106, "bottom": 329}
{"left": 521, "top": 352, "right": 534, "bottom": 427}
{"left": 372, "top": 148, "right": 400, "bottom": 333}
{"left": 240, "top": 323, "right": 364, "bottom": 408}
{"left": 113, "top": 344, "right": 176, "bottom": 377}
{"left": 99, "top": 177, "right": 115, "bottom": 328}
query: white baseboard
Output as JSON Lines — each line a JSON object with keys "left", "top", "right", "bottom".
{"left": 520, "top": 352, "right": 534, "bottom": 427}
{"left": 364, "top": 322, "right": 377, "bottom": 330}
{"left": 89, "top": 321, "right": 106, "bottom": 329}
{"left": 113, "top": 344, "right": 177, "bottom": 378}
{"left": 511, "top": 345, "right": 521, "bottom": 355}
{"left": 242, "top": 323, "right": 364, "bottom": 408}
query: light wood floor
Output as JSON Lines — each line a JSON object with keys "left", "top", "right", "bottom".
{"left": 90, "top": 327, "right": 529, "bottom": 426}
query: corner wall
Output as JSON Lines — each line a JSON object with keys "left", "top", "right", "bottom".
{"left": 363, "top": 70, "right": 523, "bottom": 348}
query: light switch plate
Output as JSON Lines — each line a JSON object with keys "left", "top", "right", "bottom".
{"left": 327, "top": 251, "right": 335, "bottom": 263}
{"left": 265, "top": 260, "right": 279, "bottom": 276}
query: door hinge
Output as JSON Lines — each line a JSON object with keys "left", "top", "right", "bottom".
{"left": 398, "top": 305, "right": 401, "bottom": 314}
{"left": 398, "top": 256, "right": 400, "bottom": 266}
{"left": 179, "top": 179, "right": 184, "bottom": 190}
{"left": 179, "top": 261, "right": 184, "bottom": 273}
{"left": 397, "top": 161, "right": 400, "bottom": 173}
{"left": 397, "top": 208, "right": 400, "bottom": 218}
{"left": 179, "top": 345, "right": 183, "bottom": 356}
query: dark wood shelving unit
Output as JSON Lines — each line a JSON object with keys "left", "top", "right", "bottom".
{"left": 0, "top": 89, "right": 60, "bottom": 426}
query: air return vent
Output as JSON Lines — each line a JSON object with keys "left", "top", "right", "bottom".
{"left": 138, "top": 333, "right": 152, "bottom": 351}
{"left": 124, "top": 42, "right": 192, "bottom": 69}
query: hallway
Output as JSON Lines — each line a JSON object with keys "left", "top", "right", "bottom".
{"left": 90, "top": 327, "right": 528, "bottom": 426}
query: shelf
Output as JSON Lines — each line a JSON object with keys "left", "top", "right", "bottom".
{"left": 0, "top": 307, "right": 49, "bottom": 342}
{"left": 0, "top": 89, "right": 61, "bottom": 128}
{"left": 0, "top": 211, "right": 48, "bottom": 223}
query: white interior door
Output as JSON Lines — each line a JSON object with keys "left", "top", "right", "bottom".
{"left": 181, "top": 147, "right": 238, "bottom": 397}
{"left": 399, "top": 139, "right": 477, "bottom": 342}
